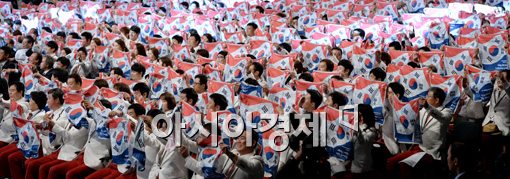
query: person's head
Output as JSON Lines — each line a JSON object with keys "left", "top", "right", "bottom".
{"left": 113, "top": 39, "right": 128, "bottom": 52}
{"left": 159, "top": 92, "right": 177, "bottom": 112}
{"left": 0, "top": 46, "right": 11, "bottom": 61}
{"left": 326, "top": 91, "right": 348, "bottom": 109}
{"left": 255, "top": 6, "right": 264, "bottom": 14}
{"left": 51, "top": 68, "right": 68, "bottom": 83}
{"left": 217, "top": 51, "right": 228, "bottom": 62}
{"left": 207, "top": 93, "right": 228, "bottom": 112}
{"left": 379, "top": 51, "right": 391, "bottom": 65}
{"left": 369, "top": 67, "right": 386, "bottom": 81}
{"left": 298, "top": 72, "right": 314, "bottom": 82}
{"left": 76, "top": 47, "right": 87, "bottom": 61}
{"left": 148, "top": 48, "right": 159, "bottom": 61}
{"left": 128, "top": 103, "right": 146, "bottom": 119}
{"left": 235, "top": 129, "right": 259, "bottom": 155}
{"left": 427, "top": 65, "right": 438, "bottom": 73}
{"left": 427, "top": 87, "right": 446, "bottom": 107}
{"left": 202, "top": 33, "right": 215, "bottom": 43}
{"left": 196, "top": 49, "right": 210, "bottom": 58}
{"left": 130, "top": 63, "right": 146, "bottom": 81}
{"left": 119, "top": 26, "right": 130, "bottom": 37}
{"left": 172, "top": 35, "right": 184, "bottom": 45}
{"left": 67, "top": 74, "right": 82, "bottom": 91}
{"left": 29, "top": 91, "right": 47, "bottom": 111}
{"left": 135, "top": 43, "right": 147, "bottom": 57}
{"left": 331, "top": 47, "right": 343, "bottom": 61}
{"left": 47, "top": 88, "right": 64, "bottom": 109}
{"left": 352, "top": 28, "right": 365, "bottom": 41}
{"left": 56, "top": 31, "right": 66, "bottom": 42}
{"left": 278, "top": 43, "right": 292, "bottom": 54}
{"left": 248, "top": 62, "right": 264, "bottom": 79}
{"left": 56, "top": 57, "right": 70, "bottom": 69}
{"left": 496, "top": 70, "right": 510, "bottom": 90}
{"left": 94, "top": 79, "right": 109, "bottom": 89}
{"left": 337, "top": 60, "right": 353, "bottom": 78}
{"left": 29, "top": 52, "right": 42, "bottom": 66}
{"left": 8, "top": 81, "right": 24, "bottom": 100}
{"left": 46, "top": 41, "right": 58, "bottom": 54}
{"left": 301, "top": 89, "right": 323, "bottom": 112}
{"left": 113, "top": 83, "right": 132, "bottom": 95}
{"left": 417, "top": 46, "right": 431, "bottom": 52}
{"left": 110, "top": 67, "right": 125, "bottom": 78}
{"left": 319, "top": 59, "right": 334, "bottom": 72}
{"left": 91, "top": 38, "right": 102, "bottom": 47}
{"left": 180, "top": 88, "right": 199, "bottom": 106}
{"left": 146, "top": 109, "right": 163, "bottom": 126}
{"left": 133, "top": 82, "right": 150, "bottom": 99}
{"left": 246, "top": 23, "right": 258, "bottom": 37}
{"left": 193, "top": 74, "right": 208, "bottom": 93}
{"left": 81, "top": 32, "right": 92, "bottom": 46}
{"left": 358, "top": 104, "right": 375, "bottom": 128}
{"left": 129, "top": 26, "right": 141, "bottom": 41}
{"left": 40, "top": 56, "right": 55, "bottom": 70}
{"left": 388, "top": 41, "right": 402, "bottom": 51}
{"left": 22, "top": 36, "right": 35, "bottom": 49}
{"left": 188, "top": 33, "right": 201, "bottom": 47}
{"left": 387, "top": 82, "right": 405, "bottom": 99}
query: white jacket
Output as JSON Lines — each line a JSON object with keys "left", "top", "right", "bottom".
{"left": 54, "top": 117, "right": 91, "bottom": 161}
{"left": 0, "top": 99, "right": 29, "bottom": 143}
{"left": 149, "top": 134, "right": 188, "bottom": 179}
{"left": 83, "top": 119, "right": 111, "bottom": 170}
{"left": 40, "top": 106, "right": 67, "bottom": 155}
{"left": 419, "top": 106, "right": 452, "bottom": 160}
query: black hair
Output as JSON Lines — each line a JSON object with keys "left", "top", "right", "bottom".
{"left": 111, "top": 67, "right": 125, "bottom": 78}
{"left": 338, "top": 60, "right": 354, "bottom": 75}
{"left": 68, "top": 73, "right": 82, "bottom": 85}
{"left": 189, "top": 33, "right": 201, "bottom": 44}
{"left": 99, "top": 99, "right": 112, "bottom": 110}
{"left": 9, "top": 81, "right": 24, "bottom": 97}
{"left": 389, "top": 41, "right": 402, "bottom": 51}
{"left": 52, "top": 68, "right": 69, "bottom": 82}
{"left": 42, "top": 27, "right": 52, "bottom": 33}
{"left": 133, "top": 82, "right": 150, "bottom": 98}
{"left": 244, "top": 78, "right": 260, "bottom": 86}
{"left": 172, "top": 35, "right": 184, "bottom": 44}
{"left": 209, "top": 93, "right": 228, "bottom": 110}
{"left": 69, "top": 32, "right": 81, "bottom": 39}
{"left": 255, "top": 6, "right": 264, "bottom": 14}
{"left": 203, "top": 33, "right": 215, "bottom": 43}
{"left": 24, "top": 36, "right": 35, "bottom": 45}
{"left": 131, "top": 63, "right": 146, "bottom": 76}
{"left": 180, "top": 88, "right": 199, "bottom": 106}
{"left": 57, "top": 57, "right": 70, "bottom": 69}
{"left": 353, "top": 28, "right": 365, "bottom": 39}
{"left": 251, "top": 62, "right": 264, "bottom": 77}
{"left": 429, "top": 87, "right": 446, "bottom": 105}
{"left": 306, "top": 89, "right": 323, "bottom": 109}
{"left": 196, "top": 49, "right": 210, "bottom": 58}
{"left": 358, "top": 104, "right": 375, "bottom": 128}
{"left": 94, "top": 79, "right": 109, "bottom": 89}
{"left": 218, "top": 51, "right": 228, "bottom": 57}
{"left": 135, "top": 43, "right": 147, "bottom": 57}
{"left": 63, "top": 48, "right": 72, "bottom": 55}
{"left": 77, "top": 47, "right": 87, "bottom": 56}
{"left": 417, "top": 46, "right": 431, "bottom": 52}
{"left": 407, "top": 61, "right": 420, "bottom": 68}
{"left": 279, "top": 43, "right": 292, "bottom": 53}
{"left": 299, "top": 72, "right": 314, "bottom": 82}
{"left": 130, "top": 25, "right": 141, "bottom": 35}
{"left": 30, "top": 91, "right": 47, "bottom": 110}
{"left": 147, "top": 109, "right": 164, "bottom": 118}
{"left": 388, "top": 82, "right": 405, "bottom": 100}
{"left": 370, "top": 67, "right": 386, "bottom": 81}
{"left": 48, "top": 88, "right": 65, "bottom": 105}
{"left": 194, "top": 74, "right": 208, "bottom": 90}
{"left": 247, "top": 22, "right": 258, "bottom": 30}
{"left": 56, "top": 31, "right": 66, "bottom": 39}
{"left": 328, "top": 91, "right": 348, "bottom": 107}
{"left": 81, "top": 32, "right": 92, "bottom": 42}
{"left": 320, "top": 59, "right": 334, "bottom": 71}
{"left": 46, "top": 41, "right": 58, "bottom": 52}
{"left": 128, "top": 103, "right": 146, "bottom": 116}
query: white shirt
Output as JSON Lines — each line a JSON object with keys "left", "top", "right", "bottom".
{"left": 419, "top": 106, "right": 452, "bottom": 160}
{"left": 40, "top": 106, "right": 67, "bottom": 155}
{"left": 83, "top": 118, "right": 111, "bottom": 170}
{"left": 54, "top": 118, "right": 91, "bottom": 161}
{"left": 0, "top": 98, "right": 29, "bottom": 143}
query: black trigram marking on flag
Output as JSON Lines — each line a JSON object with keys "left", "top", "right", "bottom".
{"left": 262, "top": 105, "right": 269, "bottom": 113}
{"left": 329, "top": 123, "right": 336, "bottom": 131}
{"left": 331, "top": 137, "right": 337, "bottom": 144}
{"left": 368, "top": 87, "right": 374, "bottom": 93}
{"left": 285, "top": 92, "right": 292, "bottom": 99}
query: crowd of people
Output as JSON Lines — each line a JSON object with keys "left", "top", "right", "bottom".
{"left": 0, "top": 0, "right": 509, "bottom": 179}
